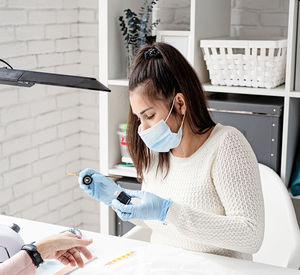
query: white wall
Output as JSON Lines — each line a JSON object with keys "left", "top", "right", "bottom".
{"left": 77, "top": 0, "right": 100, "bottom": 232}
{"left": 0, "top": 0, "right": 100, "bottom": 232}
{"left": 231, "top": 0, "right": 289, "bottom": 37}
{"left": 154, "top": 0, "right": 289, "bottom": 37}
{"left": 152, "top": 0, "right": 190, "bottom": 31}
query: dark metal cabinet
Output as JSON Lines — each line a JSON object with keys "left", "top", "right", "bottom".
{"left": 208, "top": 93, "right": 283, "bottom": 173}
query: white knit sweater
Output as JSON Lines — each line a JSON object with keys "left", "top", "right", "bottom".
{"left": 134, "top": 123, "right": 264, "bottom": 260}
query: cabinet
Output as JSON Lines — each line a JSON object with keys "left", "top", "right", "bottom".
{"left": 99, "top": 0, "right": 300, "bottom": 234}
{"left": 208, "top": 94, "right": 284, "bottom": 174}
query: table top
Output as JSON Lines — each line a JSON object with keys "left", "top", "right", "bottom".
{"left": 1, "top": 214, "right": 299, "bottom": 275}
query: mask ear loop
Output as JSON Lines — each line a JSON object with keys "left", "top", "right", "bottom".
{"left": 180, "top": 112, "right": 186, "bottom": 128}
{"left": 165, "top": 98, "right": 186, "bottom": 129}
{"left": 165, "top": 98, "right": 176, "bottom": 122}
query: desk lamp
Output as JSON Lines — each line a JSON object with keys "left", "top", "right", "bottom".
{"left": 0, "top": 59, "right": 110, "bottom": 262}
{"left": 0, "top": 59, "right": 110, "bottom": 92}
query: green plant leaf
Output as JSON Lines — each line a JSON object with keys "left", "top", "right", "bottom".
{"left": 119, "top": 0, "right": 160, "bottom": 49}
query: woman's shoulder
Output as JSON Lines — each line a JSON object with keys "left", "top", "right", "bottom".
{"left": 212, "top": 123, "right": 243, "bottom": 136}
{"left": 212, "top": 123, "right": 255, "bottom": 159}
{"left": 212, "top": 123, "right": 248, "bottom": 146}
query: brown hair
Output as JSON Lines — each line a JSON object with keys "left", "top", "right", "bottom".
{"left": 127, "top": 42, "right": 215, "bottom": 181}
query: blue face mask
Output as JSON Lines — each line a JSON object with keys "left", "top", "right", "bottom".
{"left": 138, "top": 99, "right": 185, "bottom": 152}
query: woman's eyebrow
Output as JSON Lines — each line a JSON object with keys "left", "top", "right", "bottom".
{"left": 139, "top": 107, "right": 153, "bottom": 115}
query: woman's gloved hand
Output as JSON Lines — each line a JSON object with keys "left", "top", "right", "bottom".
{"left": 78, "top": 168, "right": 123, "bottom": 206}
{"left": 111, "top": 190, "right": 172, "bottom": 222}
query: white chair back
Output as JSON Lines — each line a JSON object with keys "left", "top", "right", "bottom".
{"left": 253, "top": 164, "right": 300, "bottom": 269}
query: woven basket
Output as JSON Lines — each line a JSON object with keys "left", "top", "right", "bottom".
{"left": 200, "top": 38, "right": 287, "bottom": 89}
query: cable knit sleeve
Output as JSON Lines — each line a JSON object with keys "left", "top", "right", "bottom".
{"left": 165, "top": 128, "right": 264, "bottom": 254}
{"left": 0, "top": 251, "right": 36, "bottom": 275}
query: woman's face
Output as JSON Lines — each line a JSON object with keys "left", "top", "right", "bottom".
{"left": 129, "top": 85, "right": 179, "bottom": 133}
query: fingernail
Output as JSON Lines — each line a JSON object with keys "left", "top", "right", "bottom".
{"left": 75, "top": 234, "right": 82, "bottom": 239}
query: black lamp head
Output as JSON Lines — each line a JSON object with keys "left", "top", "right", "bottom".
{"left": 0, "top": 67, "right": 110, "bottom": 92}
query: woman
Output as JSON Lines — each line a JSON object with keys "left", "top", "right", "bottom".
{"left": 0, "top": 232, "right": 93, "bottom": 274}
{"left": 79, "top": 42, "right": 264, "bottom": 260}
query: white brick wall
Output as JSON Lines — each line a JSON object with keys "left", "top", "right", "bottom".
{"left": 153, "top": 0, "right": 190, "bottom": 31}
{"left": 231, "top": 0, "right": 289, "bottom": 37}
{"left": 154, "top": 0, "right": 289, "bottom": 38}
{"left": 77, "top": 2, "right": 100, "bottom": 234}
{"left": 0, "top": 0, "right": 100, "bottom": 232}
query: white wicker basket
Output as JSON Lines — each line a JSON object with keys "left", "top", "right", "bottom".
{"left": 200, "top": 38, "right": 287, "bottom": 89}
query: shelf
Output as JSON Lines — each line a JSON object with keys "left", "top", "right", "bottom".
{"left": 108, "top": 79, "right": 129, "bottom": 87}
{"left": 109, "top": 165, "right": 137, "bottom": 178}
{"left": 289, "top": 91, "right": 300, "bottom": 98}
{"left": 107, "top": 80, "right": 288, "bottom": 96}
{"left": 203, "top": 83, "right": 286, "bottom": 97}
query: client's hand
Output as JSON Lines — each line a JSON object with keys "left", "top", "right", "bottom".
{"left": 35, "top": 232, "right": 93, "bottom": 268}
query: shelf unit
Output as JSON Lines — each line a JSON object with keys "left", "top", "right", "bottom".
{"left": 108, "top": 166, "right": 137, "bottom": 178}
{"left": 203, "top": 83, "right": 286, "bottom": 97}
{"left": 107, "top": 79, "right": 129, "bottom": 86}
{"left": 99, "top": 0, "right": 300, "bottom": 234}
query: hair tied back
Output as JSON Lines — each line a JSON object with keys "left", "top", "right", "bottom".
{"left": 144, "top": 48, "right": 162, "bottom": 59}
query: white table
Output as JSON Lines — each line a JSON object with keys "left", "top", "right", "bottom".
{"left": 1, "top": 214, "right": 299, "bottom": 275}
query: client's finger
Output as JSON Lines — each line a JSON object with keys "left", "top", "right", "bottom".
{"left": 68, "top": 248, "right": 84, "bottom": 268}
{"left": 66, "top": 251, "right": 78, "bottom": 266}
{"left": 59, "top": 253, "right": 76, "bottom": 266}
{"left": 57, "top": 255, "right": 70, "bottom": 265}
{"left": 76, "top": 246, "right": 93, "bottom": 260}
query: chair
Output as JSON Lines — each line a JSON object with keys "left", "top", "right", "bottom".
{"left": 123, "top": 225, "right": 152, "bottom": 242}
{"left": 253, "top": 163, "right": 300, "bottom": 269}
{"left": 123, "top": 163, "right": 300, "bottom": 269}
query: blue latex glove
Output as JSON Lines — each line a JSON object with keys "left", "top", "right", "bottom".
{"left": 78, "top": 168, "right": 123, "bottom": 206}
{"left": 111, "top": 190, "right": 172, "bottom": 222}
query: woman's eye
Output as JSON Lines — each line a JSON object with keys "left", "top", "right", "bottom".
{"left": 146, "top": 114, "right": 155, "bottom": 120}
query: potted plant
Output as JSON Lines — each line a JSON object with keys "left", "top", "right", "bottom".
{"left": 119, "top": 0, "right": 160, "bottom": 77}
